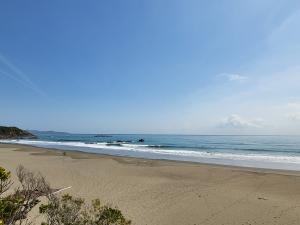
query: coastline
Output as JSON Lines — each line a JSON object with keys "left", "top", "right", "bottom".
{"left": 3, "top": 141, "right": 300, "bottom": 175}
{"left": 3, "top": 136, "right": 300, "bottom": 171}
{"left": 1, "top": 143, "right": 300, "bottom": 225}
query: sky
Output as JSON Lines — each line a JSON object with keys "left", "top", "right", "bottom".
{"left": 1, "top": 0, "right": 300, "bottom": 134}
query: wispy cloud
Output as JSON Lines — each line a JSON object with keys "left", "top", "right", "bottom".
{"left": 287, "top": 113, "right": 300, "bottom": 121}
{"left": 220, "top": 114, "right": 264, "bottom": 128}
{"left": 287, "top": 102, "right": 300, "bottom": 109}
{"left": 218, "top": 73, "right": 248, "bottom": 82}
{"left": 285, "top": 102, "right": 300, "bottom": 122}
{"left": 0, "top": 53, "right": 46, "bottom": 96}
{"left": 0, "top": 69, "right": 33, "bottom": 89}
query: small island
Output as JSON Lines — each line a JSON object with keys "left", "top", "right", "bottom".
{"left": 0, "top": 126, "right": 36, "bottom": 139}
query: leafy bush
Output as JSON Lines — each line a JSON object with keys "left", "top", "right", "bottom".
{"left": 0, "top": 166, "right": 131, "bottom": 225}
{"left": 0, "top": 165, "right": 50, "bottom": 225}
{"left": 40, "top": 194, "right": 131, "bottom": 225}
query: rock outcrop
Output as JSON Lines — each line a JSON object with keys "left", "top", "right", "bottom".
{"left": 0, "top": 126, "right": 36, "bottom": 139}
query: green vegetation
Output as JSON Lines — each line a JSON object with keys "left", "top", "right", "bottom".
{"left": 0, "top": 166, "right": 131, "bottom": 225}
{"left": 40, "top": 195, "right": 131, "bottom": 225}
{"left": 0, "top": 166, "right": 50, "bottom": 225}
{"left": 0, "top": 126, "right": 36, "bottom": 139}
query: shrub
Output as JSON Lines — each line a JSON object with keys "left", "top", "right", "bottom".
{"left": 0, "top": 166, "right": 131, "bottom": 225}
{"left": 0, "top": 167, "right": 12, "bottom": 195}
{"left": 40, "top": 194, "right": 131, "bottom": 225}
{"left": 0, "top": 166, "right": 50, "bottom": 225}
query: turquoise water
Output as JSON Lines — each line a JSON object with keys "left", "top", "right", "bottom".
{"left": 2, "top": 133, "right": 300, "bottom": 170}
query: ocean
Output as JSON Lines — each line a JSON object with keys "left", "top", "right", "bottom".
{"left": 2, "top": 133, "right": 300, "bottom": 171}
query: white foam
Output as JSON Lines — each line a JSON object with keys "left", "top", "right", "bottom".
{"left": 2, "top": 139, "right": 300, "bottom": 166}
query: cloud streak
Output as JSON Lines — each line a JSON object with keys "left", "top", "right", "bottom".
{"left": 218, "top": 73, "right": 248, "bottom": 82}
{"left": 0, "top": 53, "right": 46, "bottom": 96}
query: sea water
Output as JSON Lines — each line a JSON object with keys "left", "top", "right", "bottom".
{"left": 2, "top": 133, "right": 300, "bottom": 171}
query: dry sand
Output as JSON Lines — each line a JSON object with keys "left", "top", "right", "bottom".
{"left": 1, "top": 143, "right": 300, "bottom": 225}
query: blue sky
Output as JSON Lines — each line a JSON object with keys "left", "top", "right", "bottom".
{"left": 1, "top": 0, "right": 300, "bottom": 134}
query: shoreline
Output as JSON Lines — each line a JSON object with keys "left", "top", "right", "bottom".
{"left": 2, "top": 143, "right": 300, "bottom": 225}
{"left": 2, "top": 142, "right": 300, "bottom": 176}
{"left": 3, "top": 137, "right": 300, "bottom": 172}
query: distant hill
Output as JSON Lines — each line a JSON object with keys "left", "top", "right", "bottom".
{"left": 0, "top": 126, "right": 36, "bottom": 139}
{"left": 28, "top": 130, "right": 71, "bottom": 136}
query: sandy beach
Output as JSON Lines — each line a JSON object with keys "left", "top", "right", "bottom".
{"left": 1, "top": 143, "right": 300, "bottom": 225}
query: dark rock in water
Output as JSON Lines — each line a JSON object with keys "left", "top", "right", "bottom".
{"left": 114, "top": 140, "right": 133, "bottom": 143}
{"left": 94, "top": 134, "right": 113, "bottom": 137}
{"left": 0, "top": 126, "right": 37, "bottom": 139}
{"left": 138, "top": 139, "right": 145, "bottom": 142}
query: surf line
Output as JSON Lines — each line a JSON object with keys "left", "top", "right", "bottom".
{"left": 52, "top": 186, "right": 72, "bottom": 194}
